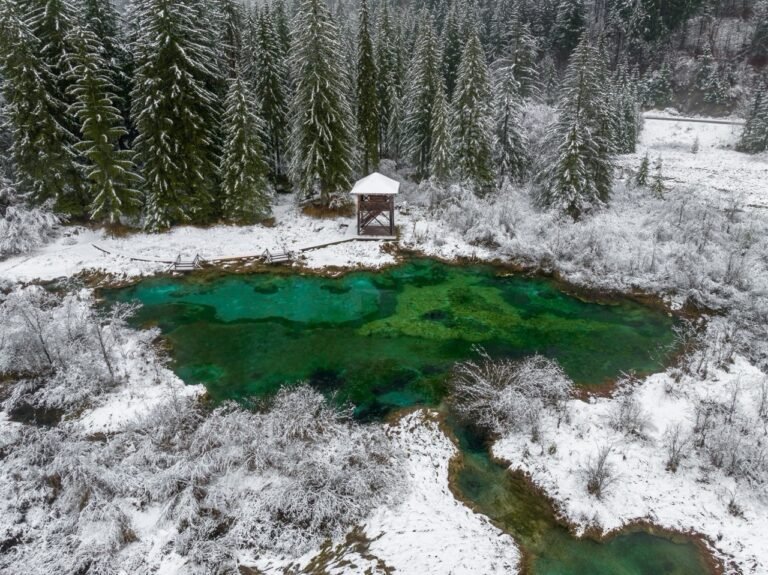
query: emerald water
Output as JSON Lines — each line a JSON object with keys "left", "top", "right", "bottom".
{"left": 104, "top": 259, "right": 711, "bottom": 575}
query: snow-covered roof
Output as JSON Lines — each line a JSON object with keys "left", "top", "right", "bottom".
{"left": 350, "top": 172, "right": 400, "bottom": 195}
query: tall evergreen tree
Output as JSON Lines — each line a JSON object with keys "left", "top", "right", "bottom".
{"left": 356, "top": 0, "right": 379, "bottom": 174}
{"left": 540, "top": 37, "right": 614, "bottom": 218}
{"left": 67, "top": 25, "right": 141, "bottom": 224}
{"left": 220, "top": 72, "right": 271, "bottom": 223}
{"left": 252, "top": 9, "right": 289, "bottom": 183}
{"left": 441, "top": 0, "right": 464, "bottom": 101}
{"left": 498, "top": 1, "right": 539, "bottom": 99}
{"left": 750, "top": 0, "right": 768, "bottom": 63}
{"left": 738, "top": 78, "right": 768, "bottom": 153}
{"left": 0, "top": 2, "right": 83, "bottom": 214}
{"left": 429, "top": 80, "right": 454, "bottom": 182}
{"left": 131, "top": 0, "right": 221, "bottom": 230}
{"left": 289, "top": 0, "right": 355, "bottom": 205}
{"left": 375, "top": 1, "right": 398, "bottom": 159}
{"left": 26, "top": 0, "right": 79, "bottom": 110}
{"left": 403, "top": 11, "right": 441, "bottom": 178}
{"left": 453, "top": 30, "right": 495, "bottom": 193}
{"left": 214, "top": 0, "right": 244, "bottom": 80}
{"left": 614, "top": 65, "right": 641, "bottom": 154}
{"left": 552, "top": 0, "right": 585, "bottom": 60}
{"left": 492, "top": 64, "right": 528, "bottom": 184}
{"left": 81, "top": 0, "right": 133, "bottom": 143}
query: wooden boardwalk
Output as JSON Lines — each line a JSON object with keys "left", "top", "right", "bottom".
{"left": 92, "top": 233, "right": 396, "bottom": 270}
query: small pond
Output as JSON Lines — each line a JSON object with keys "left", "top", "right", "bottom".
{"left": 103, "top": 259, "right": 711, "bottom": 575}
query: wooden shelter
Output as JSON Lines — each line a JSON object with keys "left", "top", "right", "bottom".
{"left": 350, "top": 172, "right": 399, "bottom": 237}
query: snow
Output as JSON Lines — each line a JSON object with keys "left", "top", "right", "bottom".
{"left": 350, "top": 171, "right": 400, "bottom": 195}
{"left": 248, "top": 411, "right": 520, "bottom": 575}
{"left": 0, "top": 197, "right": 397, "bottom": 283}
{"left": 621, "top": 113, "right": 768, "bottom": 210}
{"left": 494, "top": 355, "right": 768, "bottom": 575}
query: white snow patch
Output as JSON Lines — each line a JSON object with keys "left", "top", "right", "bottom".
{"left": 494, "top": 356, "right": 768, "bottom": 575}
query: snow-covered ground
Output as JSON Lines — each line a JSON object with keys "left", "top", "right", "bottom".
{"left": 250, "top": 411, "right": 520, "bottom": 575}
{"left": 494, "top": 355, "right": 768, "bottom": 575}
{"left": 622, "top": 111, "right": 768, "bottom": 210}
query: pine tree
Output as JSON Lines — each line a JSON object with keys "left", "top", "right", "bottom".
{"left": 651, "top": 156, "right": 665, "bottom": 197}
{"left": 220, "top": 72, "right": 271, "bottom": 224}
{"left": 492, "top": 0, "right": 539, "bottom": 98}
{"left": 67, "top": 25, "right": 141, "bottom": 224}
{"left": 453, "top": 30, "right": 495, "bottom": 193}
{"left": 403, "top": 11, "right": 441, "bottom": 178}
{"left": 81, "top": 0, "right": 133, "bottom": 143}
{"left": 641, "top": 62, "right": 673, "bottom": 108}
{"left": 0, "top": 2, "right": 83, "bottom": 213}
{"left": 131, "top": 0, "right": 221, "bottom": 230}
{"left": 540, "top": 37, "right": 614, "bottom": 218}
{"left": 492, "top": 64, "right": 528, "bottom": 184}
{"left": 441, "top": 0, "right": 464, "bottom": 101}
{"left": 375, "top": 1, "right": 398, "bottom": 159}
{"left": 356, "top": 0, "right": 379, "bottom": 174}
{"left": 289, "top": 0, "right": 355, "bottom": 205}
{"left": 26, "top": 0, "right": 78, "bottom": 110}
{"left": 214, "top": 0, "right": 244, "bottom": 80}
{"left": 614, "top": 65, "right": 641, "bottom": 154}
{"left": 429, "top": 81, "right": 454, "bottom": 182}
{"left": 553, "top": 0, "right": 585, "bottom": 60}
{"left": 635, "top": 153, "right": 649, "bottom": 186}
{"left": 738, "top": 78, "right": 768, "bottom": 153}
{"left": 252, "top": 9, "right": 289, "bottom": 183}
{"left": 750, "top": 0, "right": 768, "bottom": 63}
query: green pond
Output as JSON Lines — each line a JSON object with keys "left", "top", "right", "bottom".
{"left": 103, "top": 259, "right": 711, "bottom": 575}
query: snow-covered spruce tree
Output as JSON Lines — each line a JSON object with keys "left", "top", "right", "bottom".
{"left": 220, "top": 72, "right": 271, "bottom": 224}
{"left": 614, "top": 65, "right": 641, "bottom": 154}
{"left": 81, "top": 0, "right": 134, "bottom": 141}
{"left": 131, "top": 0, "right": 221, "bottom": 230}
{"left": 289, "top": 0, "right": 355, "bottom": 206}
{"left": 251, "top": 9, "right": 289, "bottom": 183}
{"left": 403, "top": 10, "right": 441, "bottom": 178}
{"left": 67, "top": 25, "right": 141, "bottom": 224}
{"left": 651, "top": 155, "right": 665, "bottom": 197}
{"left": 453, "top": 30, "right": 495, "bottom": 193}
{"left": 750, "top": 0, "right": 768, "bottom": 63}
{"left": 492, "top": 63, "right": 528, "bottom": 184}
{"left": 214, "top": 0, "right": 243, "bottom": 80}
{"left": 429, "top": 80, "right": 454, "bottom": 183}
{"left": 635, "top": 152, "right": 649, "bottom": 186}
{"left": 0, "top": 3, "right": 83, "bottom": 214}
{"left": 539, "top": 37, "right": 614, "bottom": 218}
{"left": 738, "top": 78, "right": 768, "bottom": 153}
{"left": 26, "top": 0, "right": 79, "bottom": 118}
{"left": 356, "top": 0, "right": 379, "bottom": 174}
{"left": 441, "top": 0, "right": 464, "bottom": 101}
{"left": 375, "top": 1, "right": 399, "bottom": 160}
{"left": 492, "top": 0, "right": 539, "bottom": 99}
{"left": 552, "top": 0, "right": 585, "bottom": 60}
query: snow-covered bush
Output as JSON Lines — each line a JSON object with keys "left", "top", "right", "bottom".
{"left": 0, "top": 386, "right": 405, "bottom": 573}
{"left": 449, "top": 350, "right": 572, "bottom": 440}
{"left": 608, "top": 375, "right": 650, "bottom": 439}
{"left": 0, "top": 286, "right": 141, "bottom": 420}
{"left": 0, "top": 179, "right": 60, "bottom": 259}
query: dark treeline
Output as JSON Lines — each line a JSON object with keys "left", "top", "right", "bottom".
{"left": 0, "top": 0, "right": 766, "bottom": 228}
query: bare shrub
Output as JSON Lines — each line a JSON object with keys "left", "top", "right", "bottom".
{"left": 609, "top": 375, "right": 649, "bottom": 438}
{"left": 449, "top": 349, "right": 573, "bottom": 440}
{"left": 583, "top": 444, "right": 617, "bottom": 499}
{"left": 664, "top": 423, "right": 691, "bottom": 472}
